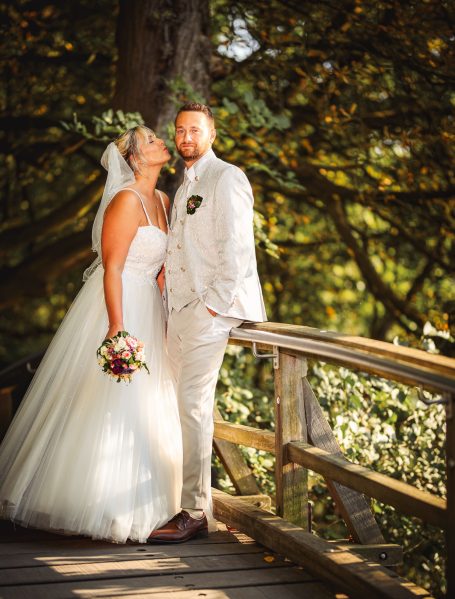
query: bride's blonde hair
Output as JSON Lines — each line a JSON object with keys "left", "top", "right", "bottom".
{"left": 115, "top": 125, "right": 155, "bottom": 173}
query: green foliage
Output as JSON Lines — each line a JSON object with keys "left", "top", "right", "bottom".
{"left": 211, "top": 0, "right": 454, "bottom": 340}
{"left": 309, "top": 363, "right": 446, "bottom": 597}
{"left": 2, "top": 0, "right": 454, "bottom": 352}
{"left": 62, "top": 110, "right": 145, "bottom": 140}
{"left": 253, "top": 211, "right": 280, "bottom": 258}
{"left": 167, "top": 77, "right": 207, "bottom": 107}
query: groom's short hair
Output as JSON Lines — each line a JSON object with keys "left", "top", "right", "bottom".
{"left": 175, "top": 103, "right": 214, "bottom": 123}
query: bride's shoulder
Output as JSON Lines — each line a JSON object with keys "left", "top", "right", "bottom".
{"left": 105, "top": 189, "right": 142, "bottom": 219}
{"left": 111, "top": 188, "right": 140, "bottom": 202}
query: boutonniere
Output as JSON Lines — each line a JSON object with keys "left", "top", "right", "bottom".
{"left": 186, "top": 194, "right": 204, "bottom": 215}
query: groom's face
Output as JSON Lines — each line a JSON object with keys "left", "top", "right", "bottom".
{"left": 174, "top": 111, "right": 216, "bottom": 165}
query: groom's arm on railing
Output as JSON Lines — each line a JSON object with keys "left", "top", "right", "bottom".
{"left": 205, "top": 166, "right": 255, "bottom": 315}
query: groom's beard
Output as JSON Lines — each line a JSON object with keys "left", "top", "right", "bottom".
{"left": 176, "top": 145, "right": 201, "bottom": 161}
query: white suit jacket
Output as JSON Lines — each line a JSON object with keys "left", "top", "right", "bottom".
{"left": 165, "top": 149, "right": 267, "bottom": 322}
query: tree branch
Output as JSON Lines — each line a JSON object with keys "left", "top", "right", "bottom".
{"left": 369, "top": 206, "right": 453, "bottom": 273}
{"left": 326, "top": 196, "right": 426, "bottom": 329}
{"left": 370, "top": 258, "right": 434, "bottom": 339}
{"left": 276, "top": 238, "right": 339, "bottom": 250}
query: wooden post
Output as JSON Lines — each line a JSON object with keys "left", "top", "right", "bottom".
{"left": 274, "top": 351, "right": 308, "bottom": 528}
{"left": 447, "top": 392, "right": 455, "bottom": 599}
{"left": 302, "top": 378, "right": 385, "bottom": 544}
{"left": 213, "top": 406, "right": 262, "bottom": 496}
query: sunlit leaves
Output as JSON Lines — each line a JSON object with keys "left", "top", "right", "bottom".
{"left": 211, "top": 0, "right": 454, "bottom": 344}
{"left": 62, "top": 109, "right": 145, "bottom": 141}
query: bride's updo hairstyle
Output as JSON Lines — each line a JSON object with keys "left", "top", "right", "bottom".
{"left": 115, "top": 125, "right": 155, "bottom": 174}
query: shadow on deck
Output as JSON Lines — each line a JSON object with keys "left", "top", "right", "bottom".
{"left": 0, "top": 518, "right": 338, "bottom": 599}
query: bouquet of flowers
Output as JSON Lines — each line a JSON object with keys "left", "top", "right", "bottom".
{"left": 96, "top": 331, "right": 150, "bottom": 383}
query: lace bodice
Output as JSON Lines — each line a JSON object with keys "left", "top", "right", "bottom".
{"left": 123, "top": 225, "right": 168, "bottom": 285}
{"left": 121, "top": 188, "right": 168, "bottom": 287}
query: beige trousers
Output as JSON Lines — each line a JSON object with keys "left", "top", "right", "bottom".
{"left": 167, "top": 299, "right": 242, "bottom": 509}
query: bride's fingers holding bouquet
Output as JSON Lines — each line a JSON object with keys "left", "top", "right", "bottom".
{"left": 105, "top": 322, "right": 124, "bottom": 340}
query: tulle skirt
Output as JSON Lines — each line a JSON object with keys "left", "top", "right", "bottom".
{"left": 0, "top": 267, "right": 183, "bottom": 543}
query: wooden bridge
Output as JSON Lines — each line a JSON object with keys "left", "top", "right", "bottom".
{"left": 0, "top": 322, "right": 453, "bottom": 598}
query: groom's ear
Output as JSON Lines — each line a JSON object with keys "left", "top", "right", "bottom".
{"left": 210, "top": 128, "right": 217, "bottom": 144}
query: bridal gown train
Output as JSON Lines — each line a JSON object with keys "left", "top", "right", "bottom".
{"left": 0, "top": 190, "right": 183, "bottom": 543}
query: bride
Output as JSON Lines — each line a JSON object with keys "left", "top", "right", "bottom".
{"left": 0, "top": 126, "right": 183, "bottom": 543}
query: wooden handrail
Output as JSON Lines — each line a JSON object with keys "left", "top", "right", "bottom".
{"left": 238, "top": 323, "right": 455, "bottom": 376}
{"left": 230, "top": 323, "right": 455, "bottom": 394}
{"left": 222, "top": 322, "right": 454, "bottom": 596}
{"left": 0, "top": 351, "right": 43, "bottom": 388}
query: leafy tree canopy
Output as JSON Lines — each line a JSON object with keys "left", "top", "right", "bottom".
{"left": 0, "top": 0, "right": 454, "bottom": 363}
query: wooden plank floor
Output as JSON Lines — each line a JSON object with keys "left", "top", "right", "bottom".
{"left": 0, "top": 520, "right": 347, "bottom": 598}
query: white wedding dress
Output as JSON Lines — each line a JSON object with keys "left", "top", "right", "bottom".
{"left": 0, "top": 189, "right": 183, "bottom": 543}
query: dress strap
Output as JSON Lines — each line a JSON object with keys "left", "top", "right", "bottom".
{"left": 156, "top": 190, "right": 169, "bottom": 227}
{"left": 121, "top": 187, "right": 152, "bottom": 226}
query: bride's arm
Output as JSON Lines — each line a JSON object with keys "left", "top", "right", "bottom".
{"left": 156, "top": 265, "right": 165, "bottom": 294}
{"left": 101, "top": 192, "right": 140, "bottom": 339}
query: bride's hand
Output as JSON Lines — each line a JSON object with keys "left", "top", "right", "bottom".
{"left": 105, "top": 323, "right": 124, "bottom": 340}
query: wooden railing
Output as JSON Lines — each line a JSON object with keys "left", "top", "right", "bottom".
{"left": 212, "top": 322, "right": 454, "bottom": 599}
{"left": 0, "top": 323, "right": 453, "bottom": 598}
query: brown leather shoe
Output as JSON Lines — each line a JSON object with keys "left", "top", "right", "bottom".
{"left": 146, "top": 511, "right": 208, "bottom": 544}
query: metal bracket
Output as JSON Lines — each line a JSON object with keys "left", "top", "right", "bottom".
{"left": 416, "top": 386, "right": 448, "bottom": 406}
{"left": 252, "top": 342, "right": 279, "bottom": 370}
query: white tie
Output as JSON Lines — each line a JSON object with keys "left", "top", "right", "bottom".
{"left": 183, "top": 170, "right": 191, "bottom": 193}
{"left": 172, "top": 173, "right": 190, "bottom": 228}
{"left": 181, "top": 171, "right": 192, "bottom": 207}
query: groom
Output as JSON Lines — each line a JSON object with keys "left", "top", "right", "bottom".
{"left": 147, "top": 103, "right": 266, "bottom": 543}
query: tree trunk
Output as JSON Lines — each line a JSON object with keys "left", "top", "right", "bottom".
{"left": 114, "top": 0, "right": 211, "bottom": 133}
{"left": 0, "top": 0, "right": 214, "bottom": 312}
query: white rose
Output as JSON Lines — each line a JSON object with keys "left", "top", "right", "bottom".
{"left": 114, "top": 337, "right": 127, "bottom": 351}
